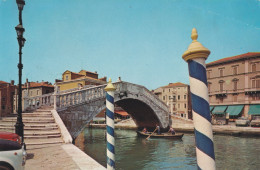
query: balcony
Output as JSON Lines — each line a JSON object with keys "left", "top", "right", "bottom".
{"left": 245, "top": 87, "right": 260, "bottom": 95}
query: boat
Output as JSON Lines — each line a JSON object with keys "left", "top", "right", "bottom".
{"left": 136, "top": 131, "right": 184, "bottom": 139}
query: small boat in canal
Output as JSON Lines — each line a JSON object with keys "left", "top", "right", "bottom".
{"left": 137, "top": 131, "right": 184, "bottom": 139}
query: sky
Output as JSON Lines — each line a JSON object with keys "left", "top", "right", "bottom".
{"left": 0, "top": 0, "right": 260, "bottom": 90}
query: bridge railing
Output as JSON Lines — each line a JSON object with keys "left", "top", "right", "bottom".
{"left": 24, "top": 93, "right": 54, "bottom": 111}
{"left": 55, "top": 84, "right": 108, "bottom": 111}
{"left": 23, "top": 81, "right": 168, "bottom": 115}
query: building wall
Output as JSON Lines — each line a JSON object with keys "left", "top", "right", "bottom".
{"left": 154, "top": 83, "right": 191, "bottom": 119}
{"left": 0, "top": 82, "right": 16, "bottom": 116}
{"left": 207, "top": 54, "right": 260, "bottom": 117}
{"left": 58, "top": 70, "right": 106, "bottom": 91}
{"left": 13, "top": 82, "right": 54, "bottom": 113}
{"left": 57, "top": 80, "right": 85, "bottom": 91}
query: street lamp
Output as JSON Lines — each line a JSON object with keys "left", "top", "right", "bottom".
{"left": 15, "top": 0, "right": 25, "bottom": 144}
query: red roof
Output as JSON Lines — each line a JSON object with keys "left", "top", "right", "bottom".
{"left": 0, "top": 81, "right": 8, "bottom": 84}
{"left": 163, "top": 82, "right": 188, "bottom": 88}
{"left": 207, "top": 52, "right": 260, "bottom": 66}
{"left": 22, "top": 82, "right": 54, "bottom": 89}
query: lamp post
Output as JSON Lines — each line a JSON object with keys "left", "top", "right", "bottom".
{"left": 15, "top": 0, "right": 26, "bottom": 143}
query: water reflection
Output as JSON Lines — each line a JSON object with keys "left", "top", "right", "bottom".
{"left": 75, "top": 128, "right": 260, "bottom": 170}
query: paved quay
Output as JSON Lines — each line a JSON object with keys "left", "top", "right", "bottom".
{"left": 25, "top": 143, "right": 105, "bottom": 170}
{"left": 171, "top": 116, "right": 260, "bottom": 137}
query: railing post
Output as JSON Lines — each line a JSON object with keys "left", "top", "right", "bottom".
{"left": 104, "top": 78, "right": 116, "bottom": 170}
{"left": 182, "top": 28, "right": 216, "bottom": 170}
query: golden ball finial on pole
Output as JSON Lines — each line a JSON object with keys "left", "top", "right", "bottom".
{"left": 182, "top": 28, "right": 210, "bottom": 62}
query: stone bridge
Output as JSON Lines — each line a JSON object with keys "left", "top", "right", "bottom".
{"left": 25, "top": 81, "right": 170, "bottom": 139}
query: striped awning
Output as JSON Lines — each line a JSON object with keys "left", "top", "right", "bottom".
{"left": 248, "top": 105, "right": 260, "bottom": 115}
{"left": 212, "top": 106, "right": 227, "bottom": 115}
{"left": 226, "top": 105, "right": 244, "bottom": 116}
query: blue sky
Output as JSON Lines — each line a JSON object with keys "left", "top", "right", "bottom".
{"left": 1, "top": 0, "right": 260, "bottom": 90}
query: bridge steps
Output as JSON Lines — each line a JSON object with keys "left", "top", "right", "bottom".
{"left": 0, "top": 107, "right": 64, "bottom": 150}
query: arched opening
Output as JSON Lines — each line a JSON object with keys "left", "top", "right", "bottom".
{"left": 116, "top": 98, "right": 160, "bottom": 131}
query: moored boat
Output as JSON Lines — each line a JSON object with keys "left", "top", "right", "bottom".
{"left": 137, "top": 131, "right": 184, "bottom": 139}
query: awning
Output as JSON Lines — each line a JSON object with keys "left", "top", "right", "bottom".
{"left": 212, "top": 106, "right": 227, "bottom": 115}
{"left": 226, "top": 105, "right": 244, "bottom": 116}
{"left": 248, "top": 105, "right": 260, "bottom": 115}
{"left": 210, "top": 106, "right": 214, "bottom": 112}
{"left": 115, "top": 111, "right": 129, "bottom": 117}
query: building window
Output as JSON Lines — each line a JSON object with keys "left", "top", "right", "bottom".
{"left": 219, "top": 69, "right": 224, "bottom": 77}
{"left": 37, "top": 90, "right": 39, "bottom": 95}
{"left": 207, "top": 71, "right": 211, "bottom": 79}
{"left": 208, "top": 82, "right": 211, "bottom": 92}
{"left": 252, "top": 93, "right": 260, "bottom": 101}
{"left": 252, "top": 78, "right": 260, "bottom": 88}
{"left": 2, "top": 97, "right": 5, "bottom": 102}
{"left": 2, "top": 105, "right": 5, "bottom": 110}
{"left": 178, "top": 95, "right": 180, "bottom": 100}
{"left": 169, "top": 89, "right": 170, "bottom": 92}
{"left": 163, "top": 89, "right": 165, "bottom": 93}
{"left": 252, "top": 79, "right": 256, "bottom": 88}
{"left": 184, "top": 103, "right": 187, "bottom": 108}
{"left": 220, "top": 82, "right": 224, "bottom": 92}
{"left": 233, "top": 67, "right": 238, "bottom": 75}
{"left": 65, "top": 75, "right": 69, "bottom": 80}
{"left": 184, "top": 95, "right": 186, "bottom": 100}
{"left": 163, "top": 96, "right": 165, "bottom": 100}
{"left": 30, "top": 91, "right": 33, "bottom": 96}
{"left": 233, "top": 95, "right": 237, "bottom": 102}
{"left": 233, "top": 81, "right": 237, "bottom": 91}
{"left": 252, "top": 63, "right": 256, "bottom": 72}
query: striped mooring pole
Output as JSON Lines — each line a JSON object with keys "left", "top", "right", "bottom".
{"left": 182, "top": 28, "right": 216, "bottom": 170}
{"left": 104, "top": 78, "right": 116, "bottom": 170}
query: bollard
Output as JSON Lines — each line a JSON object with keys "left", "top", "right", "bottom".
{"left": 104, "top": 78, "right": 116, "bottom": 170}
{"left": 182, "top": 28, "right": 216, "bottom": 170}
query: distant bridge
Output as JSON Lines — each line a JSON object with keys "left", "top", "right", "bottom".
{"left": 24, "top": 81, "right": 170, "bottom": 139}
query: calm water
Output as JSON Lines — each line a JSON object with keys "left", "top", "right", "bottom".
{"left": 75, "top": 128, "right": 260, "bottom": 170}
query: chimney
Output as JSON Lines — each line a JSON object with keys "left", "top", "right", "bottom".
{"left": 11, "top": 80, "right": 14, "bottom": 85}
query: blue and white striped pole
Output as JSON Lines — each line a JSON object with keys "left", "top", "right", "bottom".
{"left": 182, "top": 28, "right": 216, "bottom": 170}
{"left": 104, "top": 78, "right": 116, "bottom": 170}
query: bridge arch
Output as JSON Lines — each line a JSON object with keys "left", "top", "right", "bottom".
{"left": 26, "top": 81, "right": 170, "bottom": 139}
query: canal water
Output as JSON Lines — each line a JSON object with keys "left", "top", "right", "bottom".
{"left": 75, "top": 128, "right": 260, "bottom": 170}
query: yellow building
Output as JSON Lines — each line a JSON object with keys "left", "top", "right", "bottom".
{"left": 56, "top": 70, "right": 107, "bottom": 91}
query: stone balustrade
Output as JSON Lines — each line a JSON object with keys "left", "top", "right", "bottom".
{"left": 24, "top": 81, "right": 169, "bottom": 115}
{"left": 24, "top": 93, "right": 54, "bottom": 111}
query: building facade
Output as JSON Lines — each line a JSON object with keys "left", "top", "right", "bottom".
{"left": 0, "top": 81, "right": 16, "bottom": 117}
{"left": 13, "top": 79, "right": 54, "bottom": 113}
{"left": 56, "top": 70, "right": 107, "bottom": 91}
{"left": 206, "top": 52, "right": 260, "bottom": 118}
{"left": 153, "top": 82, "right": 192, "bottom": 119}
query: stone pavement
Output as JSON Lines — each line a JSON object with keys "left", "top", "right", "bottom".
{"left": 25, "top": 144, "right": 105, "bottom": 170}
